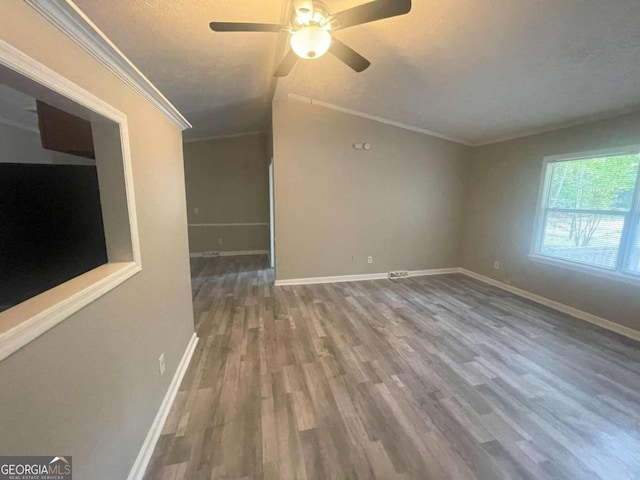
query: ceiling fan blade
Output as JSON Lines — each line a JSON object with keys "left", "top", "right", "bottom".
{"left": 274, "top": 49, "right": 299, "bottom": 77}
{"left": 329, "top": 38, "right": 371, "bottom": 72}
{"left": 330, "top": 0, "right": 411, "bottom": 30}
{"left": 209, "top": 22, "right": 286, "bottom": 32}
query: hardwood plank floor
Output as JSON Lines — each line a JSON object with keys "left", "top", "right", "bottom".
{"left": 143, "top": 255, "right": 640, "bottom": 479}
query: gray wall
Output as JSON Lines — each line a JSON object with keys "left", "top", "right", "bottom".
{"left": 183, "top": 133, "right": 269, "bottom": 254}
{"left": 0, "top": 3, "right": 195, "bottom": 479}
{"left": 462, "top": 111, "right": 640, "bottom": 332}
{"left": 273, "top": 99, "right": 640, "bottom": 333}
{"left": 272, "top": 100, "right": 471, "bottom": 280}
{"left": 0, "top": 122, "right": 93, "bottom": 165}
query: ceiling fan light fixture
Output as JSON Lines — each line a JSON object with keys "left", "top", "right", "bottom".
{"left": 290, "top": 25, "right": 332, "bottom": 59}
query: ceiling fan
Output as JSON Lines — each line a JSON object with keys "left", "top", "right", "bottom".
{"left": 209, "top": 0, "right": 412, "bottom": 77}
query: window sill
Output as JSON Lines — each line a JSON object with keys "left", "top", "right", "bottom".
{"left": 0, "top": 261, "right": 141, "bottom": 361}
{"left": 527, "top": 254, "right": 640, "bottom": 287}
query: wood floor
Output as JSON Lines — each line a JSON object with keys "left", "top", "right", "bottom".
{"left": 143, "top": 255, "right": 640, "bottom": 479}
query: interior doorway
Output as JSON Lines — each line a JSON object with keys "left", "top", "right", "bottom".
{"left": 269, "top": 158, "right": 275, "bottom": 269}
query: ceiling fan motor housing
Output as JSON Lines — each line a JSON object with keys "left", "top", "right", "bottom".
{"left": 291, "top": 1, "right": 332, "bottom": 29}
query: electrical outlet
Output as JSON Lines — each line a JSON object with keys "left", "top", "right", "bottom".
{"left": 494, "top": 261, "right": 500, "bottom": 270}
{"left": 194, "top": 207, "right": 199, "bottom": 214}
{"left": 367, "top": 256, "right": 373, "bottom": 264}
{"left": 218, "top": 238, "right": 223, "bottom": 245}
{"left": 158, "top": 353, "right": 165, "bottom": 377}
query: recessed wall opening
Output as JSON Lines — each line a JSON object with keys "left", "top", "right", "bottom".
{"left": 0, "top": 48, "right": 140, "bottom": 360}
{"left": 0, "top": 84, "right": 108, "bottom": 312}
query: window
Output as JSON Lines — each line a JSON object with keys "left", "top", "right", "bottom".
{"left": 531, "top": 148, "right": 640, "bottom": 281}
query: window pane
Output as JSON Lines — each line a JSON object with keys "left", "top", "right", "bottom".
{"left": 624, "top": 216, "right": 640, "bottom": 275}
{"left": 547, "top": 154, "right": 639, "bottom": 211}
{"left": 540, "top": 212, "right": 625, "bottom": 269}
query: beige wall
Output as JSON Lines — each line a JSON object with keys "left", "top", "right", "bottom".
{"left": 272, "top": 100, "right": 471, "bottom": 280}
{"left": 183, "top": 133, "right": 269, "bottom": 253}
{"left": 462, "top": 112, "right": 640, "bottom": 332}
{"left": 0, "top": 3, "right": 194, "bottom": 480}
{"left": 188, "top": 224, "right": 269, "bottom": 253}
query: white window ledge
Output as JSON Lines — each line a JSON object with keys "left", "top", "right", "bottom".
{"left": 0, "top": 262, "right": 141, "bottom": 361}
{"left": 528, "top": 254, "right": 640, "bottom": 287}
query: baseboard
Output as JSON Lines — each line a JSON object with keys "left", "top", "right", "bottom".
{"left": 275, "top": 272, "right": 388, "bottom": 286}
{"left": 459, "top": 269, "right": 640, "bottom": 342}
{"left": 127, "top": 332, "right": 199, "bottom": 480}
{"left": 409, "top": 268, "right": 462, "bottom": 277}
{"left": 274, "top": 268, "right": 460, "bottom": 286}
{"left": 189, "top": 250, "right": 268, "bottom": 258}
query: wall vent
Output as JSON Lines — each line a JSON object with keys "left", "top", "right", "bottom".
{"left": 388, "top": 271, "right": 409, "bottom": 279}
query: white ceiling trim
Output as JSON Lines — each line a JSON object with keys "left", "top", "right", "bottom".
{"left": 474, "top": 106, "right": 640, "bottom": 147}
{"left": 288, "top": 94, "right": 640, "bottom": 149}
{"left": 286, "top": 94, "right": 473, "bottom": 146}
{"left": 183, "top": 130, "right": 267, "bottom": 143}
{"left": 24, "top": 0, "right": 192, "bottom": 131}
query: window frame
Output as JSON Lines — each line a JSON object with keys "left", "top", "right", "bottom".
{"left": 529, "top": 146, "right": 640, "bottom": 286}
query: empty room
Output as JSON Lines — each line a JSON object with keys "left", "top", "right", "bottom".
{"left": 1, "top": 1, "right": 639, "bottom": 479}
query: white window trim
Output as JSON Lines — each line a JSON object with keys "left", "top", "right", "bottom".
{"left": 529, "top": 145, "right": 640, "bottom": 286}
{"left": 0, "top": 40, "right": 142, "bottom": 361}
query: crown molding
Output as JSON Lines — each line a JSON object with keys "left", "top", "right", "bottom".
{"left": 473, "top": 106, "right": 640, "bottom": 147}
{"left": 285, "top": 95, "right": 640, "bottom": 149}
{"left": 24, "top": 0, "right": 191, "bottom": 131}
{"left": 286, "top": 94, "right": 473, "bottom": 146}
{"left": 183, "top": 130, "right": 267, "bottom": 143}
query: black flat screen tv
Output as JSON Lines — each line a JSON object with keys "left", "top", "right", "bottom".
{"left": 0, "top": 163, "right": 108, "bottom": 312}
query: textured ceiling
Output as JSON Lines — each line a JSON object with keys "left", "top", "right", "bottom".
{"left": 74, "top": 0, "right": 640, "bottom": 144}
{"left": 74, "top": 0, "right": 287, "bottom": 140}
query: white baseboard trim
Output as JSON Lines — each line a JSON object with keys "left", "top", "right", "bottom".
{"left": 188, "top": 223, "right": 269, "bottom": 227}
{"left": 274, "top": 268, "right": 461, "bottom": 286}
{"left": 459, "top": 269, "right": 640, "bottom": 342}
{"left": 409, "top": 268, "right": 461, "bottom": 277}
{"left": 127, "top": 332, "right": 199, "bottom": 480}
{"left": 275, "top": 272, "right": 387, "bottom": 286}
{"left": 189, "top": 250, "right": 269, "bottom": 258}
